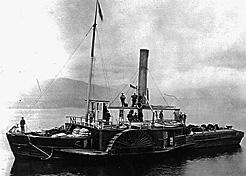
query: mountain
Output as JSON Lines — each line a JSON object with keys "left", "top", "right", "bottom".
{"left": 13, "top": 78, "right": 114, "bottom": 109}
{"left": 11, "top": 78, "right": 246, "bottom": 129}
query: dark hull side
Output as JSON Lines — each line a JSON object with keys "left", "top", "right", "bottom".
{"left": 6, "top": 131, "right": 193, "bottom": 161}
{"left": 59, "top": 144, "right": 193, "bottom": 163}
{"left": 6, "top": 132, "right": 90, "bottom": 160}
{"left": 6, "top": 129, "right": 244, "bottom": 161}
{"left": 191, "top": 130, "right": 244, "bottom": 149}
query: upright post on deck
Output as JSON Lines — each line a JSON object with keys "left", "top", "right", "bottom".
{"left": 86, "top": 1, "right": 98, "bottom": 122}
{"left": 99, "top": 129, "right": 102, "bottom": 150}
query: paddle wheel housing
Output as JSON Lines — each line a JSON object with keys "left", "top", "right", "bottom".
{"left": 106, "top": 129, "right": 153, "bottom": 155}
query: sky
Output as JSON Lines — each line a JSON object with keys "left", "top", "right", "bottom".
{"left": 1, "top": 0, "right": 246, "bottom": 105}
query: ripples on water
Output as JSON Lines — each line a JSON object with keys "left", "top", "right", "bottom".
{"left": 1, "top": 108, "right": 246, "bottom": 176}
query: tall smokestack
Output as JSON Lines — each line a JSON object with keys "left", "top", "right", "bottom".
{"left": 138, "top": 49, "right": 149, "bottom": 104}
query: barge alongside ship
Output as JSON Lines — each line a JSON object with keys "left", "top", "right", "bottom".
{"left": 6, "top": 0, "right": 244, "bottom": 161}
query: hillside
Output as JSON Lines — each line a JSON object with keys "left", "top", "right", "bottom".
{"left": 13, "top": 78, "right": 114, "bottom": 109}
{"left": 11, "top": 78, "right": 246, "bottom": 129}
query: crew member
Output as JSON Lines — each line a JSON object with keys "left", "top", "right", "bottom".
{"left": 20, "top": 117, "right": 26, "bottom": 133}
{"left": 138, "top": 110, "right": 143, "bottom": 122}
{"left": 89, "top": 111, "right": 95, "bottom": 124}
{"left": 159, "top": 110, "right": 164, "bottom": 121}
{"left": 105, "top": 110, "right": 111, "bottom": 125}
{"left": 182, "top": 113, "right": 187, "bottom": 124}
{"left": 120, "top": 93, "right": 126, "bottom": 107}
{"left": 133, "top": 112, "right": 138, "bottom": 122}
{"left": 174, "top": 110, "right": 180, "bottom": 121}
{"left": 127, "top": 110, "right": 134, "bottom": 122}
{"left": 178, "top": 112, "right": 183, "bottom": 122}
{"left": 103, "top": 103, "right": 108, "bottom": 119}
{"left": 131, "top": 93, "right": 138, "bottom": 107}
{"left": 155, "top": 111, "right": 158, "bottom": 121}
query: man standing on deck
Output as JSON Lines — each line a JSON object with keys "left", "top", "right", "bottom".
{"left": 120, "top": 93, "right": 126, "bottom": 107}
{"left": 20, "top": 117, "right": 25, "bottom": 133}
{"left": 131, "top": 92, "right": 138, "bottom": 107}
{"left": 138, "top": 110, "right": 143, "bottom": 122}
{"left": 127, "top": 110, "right": 134, "bottom": 122}
{"left": 105, "top": 110, "right": 111, "bottom": 125}
{"left": 133, "top": 112, "right": 138, "bottom": 122}
{"left": 159, "top": 110, "right": 164, "bottom": 121}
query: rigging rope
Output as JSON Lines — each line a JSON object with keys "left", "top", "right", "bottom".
{"left": 148, "top": 70, "right": 169, "bottom": 105}
{"left": 25, "top": 26, "right": 93, "bottom": 117}
{"left": 96, "top": 28, "right": 111, "bottom": 99}
{"left": 109, "top": 69, "right": 138, "bottom": 106}
{"left": 162, "top": 93, "right": 179, "bottom": 101}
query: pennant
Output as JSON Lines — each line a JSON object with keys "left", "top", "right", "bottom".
{"left": 97, "top": 0, "right": 103, "bottom": 21}
{"left": 130, "top": 84, "right": 137, "bottom": 89}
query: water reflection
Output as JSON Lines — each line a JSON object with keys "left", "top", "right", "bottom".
{"left": 10, "top": 146, "right": 243, "bottom": 176}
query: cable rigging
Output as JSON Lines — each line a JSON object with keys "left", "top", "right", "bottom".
{"left": 109, "top": 69, "right": 138, "bottom": 106}
{"left": 25, "top": 26, "right": 93, "bottom": 117}
{"left": 148, "top": 69, "right": 180, "bottom": 105}
{"left": 96, "top": 28, "right": 111, "bottom": 99}
{"left": 148, "top": 70, "right": 169, "bottom": 105}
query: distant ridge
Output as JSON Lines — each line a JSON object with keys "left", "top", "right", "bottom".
{"left": 11, "top": 78, "right": 246, "bottom": 126}
{"left": 13, "top": 77, "right": 113, "bottom": 109}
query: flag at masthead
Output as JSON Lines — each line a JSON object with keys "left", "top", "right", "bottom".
{"left": 97, "top": 0, "right": 103, "bottom": 21}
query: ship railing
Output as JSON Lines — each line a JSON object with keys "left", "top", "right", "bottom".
{"left": 66, "top": 115, "right": 85, "bottom": 124}
{"left": 66, "top": 115, "right": 114, "bottom": 129}
{"left": 66, "top": 115, "right": 154, "bottom": 129}
{"left": 129, "top": 120, "right": 152, "bottom": 129}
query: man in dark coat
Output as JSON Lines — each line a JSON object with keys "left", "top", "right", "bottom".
{"left": 131, "top": 93, "right": 138, "bottom": 107}
{"left": 133, "top": 112, "right": 138, "bottom": 122}
{"left": 20, "top": 117, "right": 26, "bottom": 133}
{"left": 138, "top": 110, "right": 143, "bottom": 122}
{"left": 159, "top": 110, "right": 164, "bottom": 121}
{"left": 105, "top": 111, "right": 111, "bottom": 125}
{"left": 127, "top": 110, "right": 134, "bottom": 122}
{"left": 120, "top": 93, "right": 126, "bottom": 107}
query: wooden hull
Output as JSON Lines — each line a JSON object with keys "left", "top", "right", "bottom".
{"left": 6, "top": 128, "right": 244, "bottom": 161}
{"left": 6, "top": 132, "right": 90, "bottom": 160}
{"left": 55, "top": 143, "right": 194, "bottom": 162}
{"left": 6, "top": 131, "right": 193, "bottom": 161}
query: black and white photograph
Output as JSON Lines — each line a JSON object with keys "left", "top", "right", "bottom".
{"left": 0, "top": 0, "right": 246, "bottom": 175}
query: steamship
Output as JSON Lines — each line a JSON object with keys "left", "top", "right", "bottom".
{"left": 7, "top": 47, "right": 196, "bottom": 160}
{"left": 6, "top": 0, "right": 244, "bottom": 161}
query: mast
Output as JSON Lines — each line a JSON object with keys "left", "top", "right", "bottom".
{"left": 86, "top": 1, "right": 98, "bottom": 122}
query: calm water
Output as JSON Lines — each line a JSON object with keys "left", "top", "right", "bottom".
{"left": 1, "top": 108, "right": 246, "bottom": 176}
